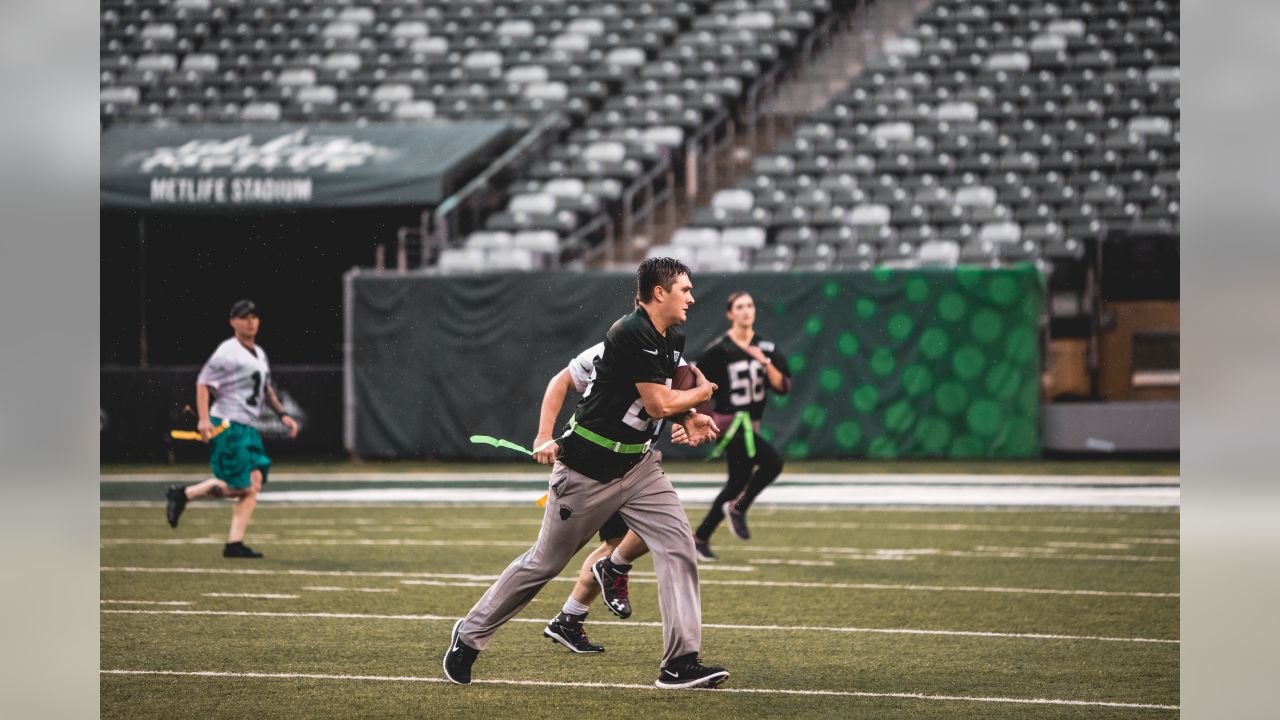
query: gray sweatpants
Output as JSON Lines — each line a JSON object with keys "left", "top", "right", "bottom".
{"left": 456, "top": 450, "right": 702, "bottom": 667}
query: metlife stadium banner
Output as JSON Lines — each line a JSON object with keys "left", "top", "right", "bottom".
{"left": 100, "top": 122, "right": 509, "bottom": 209}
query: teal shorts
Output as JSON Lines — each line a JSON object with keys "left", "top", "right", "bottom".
{"left": 209, "top": 417, "right": 272, "bottom": 489}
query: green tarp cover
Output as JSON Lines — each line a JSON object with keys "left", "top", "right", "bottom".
{"left": 101, "top": 122, "right": 509, "bottom": 209}
{"left": 349, "top": 266, "right": 1044, "bottom": 460}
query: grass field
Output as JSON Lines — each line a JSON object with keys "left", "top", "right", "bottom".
{"left": 101, "top": 495, "right": 1179, "bottom": 718}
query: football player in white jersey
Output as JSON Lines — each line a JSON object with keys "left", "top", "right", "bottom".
{"left": 164, "top": 300, "right": 299, "bottom": 558}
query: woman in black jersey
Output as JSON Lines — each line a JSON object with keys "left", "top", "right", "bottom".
{"left": 689, "top": 291, "right": 791, "bottom": 560}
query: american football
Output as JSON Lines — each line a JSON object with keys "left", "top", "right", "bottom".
{"left": 672, "top": 364, "right": 698, "bottom": 391}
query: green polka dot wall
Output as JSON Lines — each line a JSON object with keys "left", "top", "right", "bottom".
{"left": 763, "top": 265, "right": 1042, "bottom": 459}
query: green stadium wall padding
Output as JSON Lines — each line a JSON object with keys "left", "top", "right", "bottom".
{"left": 348, "top": 265, "right": 1043, "bottom": 460}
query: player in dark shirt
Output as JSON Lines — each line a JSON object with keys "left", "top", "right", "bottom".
{"left": 686, "top": 291, "right": 792, "bottom": 560}
{"left": 444, "top": 257, "right": 732, "bottom": 690}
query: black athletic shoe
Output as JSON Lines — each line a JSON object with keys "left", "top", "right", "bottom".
{"left": 722, "top": 500, "right": 750, "bottom": 540}
{"left": 544, "top": 612, "right": 605, "bottom": 653}
{"left": 591, "top": 557, "right": 633, "bottom": 619}
{"left": 655, "top": 653, "right": 729, "bottom": 689}
{"left": 694, "top": 539, "right": 719, "bottom": 561}
{"left": 443, "top": 619, "right": 480, "bottom": 685}
{"left": 222, "top": 541, "right": 263, "bottom": 558}
{"left": 165, "top": 485, "right": 188, "bottom": 528}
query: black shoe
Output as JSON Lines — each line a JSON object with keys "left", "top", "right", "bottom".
{"left": 443, "top": 619, "right": 480, "bottom": 685}
{"left": 165, "top": 485, "right": 188, "bottom": 528}
{"left": 694, "top": 539, "right": 719, "bottom": 561}
{"left": 722, "top": 500, "right": 750, "bottom": 541}
{"left": 222, "top": 541, "right": 263, "bottom": 558}
{"left": 591, "top": 557, "right": 633, "bottom": 619}
{"left": 544, "top": 612, "right": 605, "bottom": 654}
{"left": 655, "top": 653, "right": 729, "bottom": 689}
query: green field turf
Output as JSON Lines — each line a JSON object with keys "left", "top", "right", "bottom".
{"left": 101, "top": 503, "right": 1178, "bottom": 719}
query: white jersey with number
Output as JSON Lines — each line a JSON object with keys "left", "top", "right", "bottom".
{"left": 197, "top": 338, "right": 272, "bottom": 425}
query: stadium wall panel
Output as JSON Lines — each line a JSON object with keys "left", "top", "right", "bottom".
{"left": 348, "top": 266, "right": 1044, "bottom": 460}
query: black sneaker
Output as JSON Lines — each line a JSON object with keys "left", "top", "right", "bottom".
{"left": 544, "top": 612, "right": 604, "bottom": 653}
{"left": 222, "top": 542, "right": 263, "bottom": 558}
{"left": 443, "top": 619, "right": 480, "bottom": 685}
{"left": 165, "top": 485, "right": 188, "bottom": 528}
{"left": 655, "top": 653, "right": 729, "bottom": 689}
{"left": 722, "top": 500, "right": 750, "bottom": 540}
{"left": 694, "top": 539, "right": 719, "bottom": 561}
{"left": 591, "top": 557, "right": 633, "bottom": 619}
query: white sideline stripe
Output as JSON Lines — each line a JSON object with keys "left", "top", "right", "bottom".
{"left": 203, "top": 593, "right": 298, "bottom": 599}
{"left": 246, "top": 486, "right": 1183, "bottom": 507}
{"left": 110, "top": 515, "right": 1183, "bottom": 538}
{"left": 101, "top": 472, "right": 1180, "bottom": 486}
{"left": 102, "top": 485, "right": 1181, "bottom": 507}
{"left": 99, "top": 669, "right": 1178, "bottom": 710}
{"left": 101, "top": 600, "right": 193, "bottom": 606}
{"left": 100, "top": 566, "right": 1177, "bottom": 598}
{"left": 100, "top": 609, "right": 1179, "bottom": 645}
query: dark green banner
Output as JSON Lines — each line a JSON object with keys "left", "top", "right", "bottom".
{"left": 348, "top": 266, "right": 1042, "bottom": 460}
{"left": 101, "top": 122, "right": 510, "bottom": 209}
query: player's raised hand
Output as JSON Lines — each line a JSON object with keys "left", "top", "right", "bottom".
{"left": 532, "top": 435, "right": 559, "bottom": 464}
{"left": 197, "top": 418, "right": 215, "bottom": 443}
{"left": 682, "top": 412, "right": 720, "bottom": 447}
{"left": 743, "top": 345, "right": 770, "bottom": 364}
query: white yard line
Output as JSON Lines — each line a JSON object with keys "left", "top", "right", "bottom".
{"left": 748, "top": 558, "right": 837, "bottom": 567}
{"left": 400, "top": 580, "right": 495, "bottom": 588}
{"left": 200, "top": 591, "right": 298, "bottom": 597}
{"left": 100, "top": 566, "right": 1178, "bottom": 598}
{"left": 748, "top": 521, "right": 1180, "bottom": 536}
{"left": 100, "top": 609, "right": 1178, "bottom": 645}
{"left": 301, "top": 587, "right": 398, "bottom": 593}
{"left": 98, "top": 669, "right": 1177, "bottom": 710}
{"left": 100, "top": 600, "right": 193, "bottom": 606}
{"left": 100, "top": 536, "right": 1177, "bottom": 563}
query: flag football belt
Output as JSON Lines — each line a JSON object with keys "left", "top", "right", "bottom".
{"left": 709, "top": 410, "right": 755, "bottom": 460}
{"left": 569, "top": 415, "right": 652, "bottom": 454}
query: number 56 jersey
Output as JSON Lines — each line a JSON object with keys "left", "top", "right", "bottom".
{"left": 693, "top": 334, "right": 791, "bottom": 421}
{"left": 197, "top": 338, "right": 272, "bottom": 425}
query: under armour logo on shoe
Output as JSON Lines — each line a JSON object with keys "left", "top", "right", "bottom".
{"left": 560, "top": 506, "right": 573, "bottom": 520}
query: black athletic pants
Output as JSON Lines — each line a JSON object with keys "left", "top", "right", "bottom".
{"left": 693, "top": 432, "right": 783, "bottom": 541}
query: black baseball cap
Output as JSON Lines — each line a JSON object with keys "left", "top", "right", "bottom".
{"left": 229, "top": 299, "right": 259, "bottom": 318}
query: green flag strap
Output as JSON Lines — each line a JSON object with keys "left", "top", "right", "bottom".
{"left": 469, "top": 435, "right": 559, "bottom": 458}
{"left": 708, "top": 411, "right": 755, "bottom": 460}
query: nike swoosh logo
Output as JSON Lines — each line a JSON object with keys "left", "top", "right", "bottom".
{"left": 662, "top": 669, "right": 678, "bottom": 677}
{"left": 642, "top": 348, "right": 659, "bottom": 355}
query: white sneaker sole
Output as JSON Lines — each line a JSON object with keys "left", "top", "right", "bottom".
{"left": 543, "top": 628, "right": 604, "bottom": 654}
{"left": 655, "top": 670, "right": 729, "bottom": 689}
